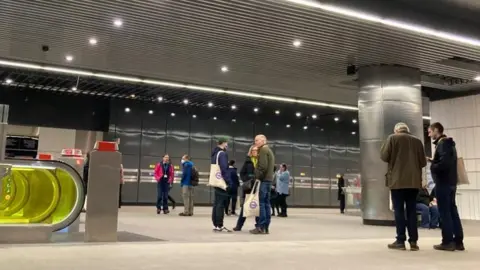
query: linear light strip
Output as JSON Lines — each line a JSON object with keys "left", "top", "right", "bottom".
{"left": 0, "top": 58, "right": 432, "bottom": 119}
{"left": 285, "top": 0, "right": 480, "bottom": 47}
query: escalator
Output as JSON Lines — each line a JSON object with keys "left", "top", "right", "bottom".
{"left": 0, "top": 159, "right": 85, "bottom": 232}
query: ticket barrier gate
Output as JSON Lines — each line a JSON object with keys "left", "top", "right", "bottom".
{"left": 0, "top": 159, "right": 85, "bottom": 243}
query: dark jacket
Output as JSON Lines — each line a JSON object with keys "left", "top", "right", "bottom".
{"left": 380, "top": 131, "right": 427, "bottom": 189}
{"left": 431, "top": 136, "right": 457, "bottom": 186}
{"left": 211, "top": 147, "right": 231, "bottom": 186}
{"left": 416, "top": 188, "right": 432, "bottom": 206}
{"left": 255, "top": 144, "right": 275, "bottom": 182}
{"left": 240, "top": 156, "right": 255, "bottom": 182}
{"left": 337, "top": 177, "right": 345, "bottom": 200}
{"left": 228, "top": 166, "right": 239, "bottom": 189}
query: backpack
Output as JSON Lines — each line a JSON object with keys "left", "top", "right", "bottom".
{"left": 190, "top": 166, "right": 200, "bottom": 186}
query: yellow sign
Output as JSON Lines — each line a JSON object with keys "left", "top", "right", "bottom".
{"left": 174, "top": 166, "right": 180, "bottom": 170}
{"left": 149, "top": 164, "right": 155, "bottom": 169}
{"left": 300, "top": 173, "right": 305, "bottom": 176}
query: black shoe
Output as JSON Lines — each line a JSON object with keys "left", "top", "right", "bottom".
{"left": 172, "top": 202, "right": 176, "bottom": 210}
{"left": 409, "top": 242, "right": 419, "bottom": 251}
{"left": 272, "top": 212, "right": 276, "bottom": 216}
{"left": 278, "top": 213, "right": 288, "bottom": 218}
{"left": 157, "top": 209, "right": 161, "bottom": 215}
{"left": 233, "top": 227, "right": 241, "bottom": 232}
{"left": 388, "top": 241, "right": 406, "bottom": 250}
{"left": 231, "top": 212, "right": 237, "bottom": 216}
{"left": 249, "top": 228, "right": 266, "bottom": 235}
{"left": 433, "top": 243, "right": 456, "bottom": 251}
{"left": 456, "top": 243, "right": 465, "bottom": 251}
{"left": 163, "top": 210, "right": 170, "bottom": 214}
{"left": 179, "top": 213, "right": 188, "bottom": 216}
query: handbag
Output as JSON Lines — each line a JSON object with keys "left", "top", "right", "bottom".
{"left": 457, "top": 157, "right": 470, "bottom": 185}
{"left": 243, "top": 180, "right": 260, "bottom": 218}
{"left": 208, "top": 151, "right": 228, "bottom": 190}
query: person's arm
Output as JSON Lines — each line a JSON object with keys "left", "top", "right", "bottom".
{"left": 380, "top": 136, "right": 392, "bottom": 163}
{"left": 239, "top": 163, "right": 248, "bottom": 182}
{"left": 279, "top": 171, "right": 289, "bottom": 183}
{"left": 430, "top": 142, "right": 454, "bottom": 174}
{"left": 153, "top": 163, "right": 161, "bottom": 182}
{"left": 417, "top": 140, "right": 427, "bottom": 168}
{"left": 218, "top": 152, "right": 230, "bottom": 185}
{"left": 255, "top": 149, "right": 268, "bottom": 180}
{"left": 184, "top": 163, "right": 192, "bottom": 185}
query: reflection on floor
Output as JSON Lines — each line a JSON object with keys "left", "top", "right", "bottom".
{"left": 1, "top": 207, "right": 479, "bottom": 270}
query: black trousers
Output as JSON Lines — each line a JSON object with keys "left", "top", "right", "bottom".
{"left": 271, "top": 192, "right": 280, "bottom": 215}
{"left": 212, "top": 187, "right": 229, "bottom": 227}
{"left": 224, "top": 188, "right": 238, "bottom": 214}
{"left": 339, "top": 195, "right": 345, "bottom": 213}
{"left": 277, "top": 194, "right": 288, "bottom": 215}
{"left": 391, "top": 188, "right": 419, "bottom": 243}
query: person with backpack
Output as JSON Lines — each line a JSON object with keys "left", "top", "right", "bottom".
{"left": 180, "top": 154, "right": 195, "bottom": 216}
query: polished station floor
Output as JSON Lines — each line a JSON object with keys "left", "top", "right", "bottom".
{"left": 1, "top": 207, "right": 479, "bottom": 269}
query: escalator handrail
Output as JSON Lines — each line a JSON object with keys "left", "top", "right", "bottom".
{"left": 2, "top": 158, "right": 85, "bottom": 231}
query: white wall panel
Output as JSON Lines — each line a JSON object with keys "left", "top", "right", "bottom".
{"left": 431, "top": 95, "right": 480, "bottom": 220}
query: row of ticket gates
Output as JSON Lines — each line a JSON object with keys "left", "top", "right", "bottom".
{"left": 0, "top": 141, "right": 122, "bottom": 244}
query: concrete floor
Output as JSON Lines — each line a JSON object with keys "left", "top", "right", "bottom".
{"left": 1, "top": 207, "right": 479, "bottom": 269}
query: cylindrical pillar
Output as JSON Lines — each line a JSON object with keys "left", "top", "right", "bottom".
{"left": 358, "top": 65, "right": 423, "bottom": 226}
{"left": 0, "top": 104, "right": 9, "bottom": 161}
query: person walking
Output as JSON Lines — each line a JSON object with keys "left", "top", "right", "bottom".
{"left": 180, "top": 154, "right": 194, "bottom": 216}
{"left": 154, "top": 154, "right": 174, "bottom": 214}
{"left": 276, "top": 164, "right": 290, "bottom": 217}
{"left": 211, "top": 137, "right": 232, "bottom": 232}
{"left": 428, "top": 122, "right": 464, "bottom": 251}
{"left": 337, "top": 174, "right": 346, "bottom": 214}
{"left": 250, "top": 135, "right": 275, "bottom": 235}
{"left": 233, "top": 145, "right": 257, "bottom": 231}
{"left": 226, "top": 160, "right": 239, "bottom": 216}
{"left": 380, "top": 122, "right": 426, "bottom": 251}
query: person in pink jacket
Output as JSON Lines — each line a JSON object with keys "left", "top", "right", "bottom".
{"left": 154, "top": 154, "right": 174, "bottom": 214}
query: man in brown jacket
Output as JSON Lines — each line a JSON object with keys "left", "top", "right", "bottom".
{"left": 380, "top": 122, "right": 427, "bottom": 251}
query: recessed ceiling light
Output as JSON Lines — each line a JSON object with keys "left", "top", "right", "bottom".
{"left": 232, "top": 118, "right": 236, "bottom": 122}
{"left": 265, "top": 123, "right": 269, "bottom": 126}
{"left": 275, "top": 110, "right": 280, "bottom": 115}
{"left": 89, "top": 38, "right": 98, "bottom": 45}
{"left": 351, "top": 131, "right": 356, "bottom": 135}
{"left": 148, "top": 110, "right": 154, "bottom": 115}
{"left": 231, "top": 105, "right": 237, "bottom": 110}
{"left": 312, "top": 114, "right": 317, "bottom": 119}
{"left": 213, "top": 116, "right": 217, "bottom": 120}
{"left": 183, "top": 99, "right": 189, "bottom": 105}
{"left": 71, "top": 86, "right": 77, "bottom": 91}
{"left": 296, "top": 112, "right": 302, "bottom": 117}
{"left": 114, "top": 19, "right": 123, "bottom": 27}
{"left": 475, "top": 76, "right": 480, "bottom": 81}
{"left": 130, "top": 94, "right": 135, "bottom": 98}
{"left": 208, "top": 102, "right": 213, "bottom": 107}
{"left": 293, "top": 39, "right": 302, "bottom": 47}
{"left": 352, "top": 119, "right": 357, "bottom": 124}
{"left": 334, "top": 117, "right": 339, "bottom": 122}
{"left": 65, "top": 55, "right": 74, "bottom": 62}
{"left": 286, "top": 124, "right": 291, "bottom": 128}
{"left": 303, "top": 126, "right": 308, "bottom": 130}
{"left": 157, "top": 96, "right": 163, "bottom": 102}
{"left": 320, "top": 128, "right": 324, "bottom": 131}
{"left": 254, "top": 107, "right": 259, "bottom": 112}
{"left": 124, "top": 107, "right": 130, "bottom": 113}
{"left": 221, "top": 65, "right": 229, "bottom": 73}
{"left": 5, "top": 78, "right": 13, "bottom": 84}
{"left": 170, "top": 112, "right": 175, "bottom": 117}
{"left": 192, "top": 114, "right": 197, "bottom": 118}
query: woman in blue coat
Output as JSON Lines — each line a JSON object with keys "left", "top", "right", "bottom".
{"left": 275, "top": 163, "right": 290, "bottom": 217}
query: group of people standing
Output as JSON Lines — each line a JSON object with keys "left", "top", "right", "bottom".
{"left": 380, "top": 122, "right": 464, "bottom": 252}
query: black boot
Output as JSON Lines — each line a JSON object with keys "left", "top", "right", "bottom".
{"left": 387, "top": 241, "right": 406, "bottom": 250}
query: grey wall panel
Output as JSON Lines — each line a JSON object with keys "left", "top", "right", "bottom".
{"left": 190, "top": 118, "right": 211, "bottom": 138}
{"left": 329, "top": 147, "right": 347, "bottom": 168}
{"left": 329, "top": 130, "right": 346, "bottom": 148}
{"left": 190, "top": 158, "right": 212, "bottom": 204}
{"left": 293, "top": 144, "right": 311, "bottom": 167}
{"left": 141, "top": 133, "right": 166, "bottom": 157}
{"left": 116, "top": 131, "right": 142, "bottom": 155}
{"left": 292, "top": 166, "right": 312, "bottom": 206}
{"left": 275, "top": 144, "right": 293, "bottom": 164}
{"left": 166, "top": 135, "right": 189, "bottom": 158}
{"left": 233, "top": 120, "right": 254, "bottom": 141}
{"left": 346, "top": 147, "right": 360, "bottom": 171}
{"left": 122, "top": 154, "right": 140, "bottom": 203}
{"left": 122, "top": 182, "right": 139, "bottom": 203}
{"left": 166, "top": 113, "right": 190, "bottom": 136}
{"left": 268, "top": 125, "right": 292, "bottom": 144}
{"left": 190, "top": 136, "right": 212, "bottom": 159}
{"left": 311, "top": 127, "right": 329, "bottom": 145}
{"left": 137, "top": 183, "right": 157, "bottom": 204}
{"left": 312, "top": 166, "right": 330, "bottom": 206}
{"left": 312, "top": 144, "right": 329, "bottom": 167}
{"left": 212, "top": 119, "right": 234, "bottom": 139}
{"left": 293, "top": 129, "right": 310, "bottom": 145}
{"left": 234, "top": 140, "right": 251, "bottom": 161}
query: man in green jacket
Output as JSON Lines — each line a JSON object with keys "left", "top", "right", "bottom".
{"left": 250, "top": 134, "right": 275, "bottom": 235}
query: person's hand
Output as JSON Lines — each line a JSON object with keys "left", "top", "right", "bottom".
{"left": 426, "top": 157, "right": 432, "bottom": 162}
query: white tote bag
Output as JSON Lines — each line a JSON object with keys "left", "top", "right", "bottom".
{"left": 457, "top": 157, "right": 470, "bottom": 185}
{"left": 208, "top": 151, "right": 228, "bottom": 190}
{"left": 243, "top": 180, "right": 261, "bottom": 218}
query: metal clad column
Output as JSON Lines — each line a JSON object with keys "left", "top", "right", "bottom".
{"left": 84, "top": 142, "right": 121, "bottom": 242}
{"left": 0, "top": 104, "right": 9, "bottom": 161}
{"left": 358, "top": 65, "right": 423, "bottom": 226}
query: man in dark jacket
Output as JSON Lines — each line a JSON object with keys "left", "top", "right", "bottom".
{"left": 380, "top": 122, "right": 426, "bottom": 251}
{"left": 225, "top": 160, "right": 239, "bottom": 215}
{"left": 211, "top": 137, "right": 231, "bottom": 232}
{"left": 250, "top": 134, "right": 275, "bottom": 235}
{"left": 428, "top": 122, "right": 464, "bottom": 251}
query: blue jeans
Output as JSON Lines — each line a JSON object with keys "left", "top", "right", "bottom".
{"left": 255, "top": 181, "right": 272, "bottom": 230}
{"left": 416, "top": 203, "right": 439, "bottom": 228}
{"left": 435, "top": 185, "right": 464, "bottom": 244}
{"left": 391, "top": 188, "right": 418, "bottom": 243}
{"left": 156, "top": 180, "right": 170, "bottom": 210}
